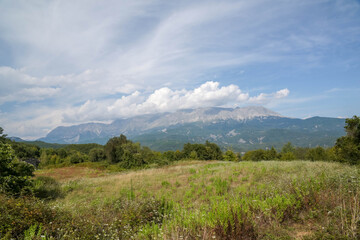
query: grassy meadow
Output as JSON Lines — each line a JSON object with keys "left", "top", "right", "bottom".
{"left": 26, "top": 160, "right": 360, "bottom": 239}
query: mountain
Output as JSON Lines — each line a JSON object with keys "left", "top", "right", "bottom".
{"left": 38, "top": 106, "right": 346, "bottom": 151}
{"left": 9, "top": 136, "right": 27, "bottom": 142}
{"left": 8, "top": 136, "right": 68, "bottom": 149}
{"left": 39, "top": 106, "right": 281, "bottom": 144}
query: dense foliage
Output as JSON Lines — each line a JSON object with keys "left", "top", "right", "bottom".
{"left": 182, "top": 141, "right": 223, "bottom": 160}
{"left": 34, "top": 135, "right": 226, "bottom": 170}
{"left": 334, "top": 115, "right": 360, "bottom": 164}
{"left": 0, "top": 143, "right": 34, "bottom": 196}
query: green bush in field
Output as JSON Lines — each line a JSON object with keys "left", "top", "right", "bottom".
{"left": 305, "top": 146, "right": 328, "bottom": 161}
{"left": 89, "top": 148, "right": 106, "bottom": 162}
{"left": 334, "top": 115, "right": 360, "bottom": 165}
{"left": 242, "top": 149, "right": 266, "bottom": 161}
{"left": 0, "top": 190, "right": 174, "bottom": 239}
{"left": 280, "top": 151, "right": 296, "bottom": 161}
{"left": 0, "top": 194, "right": 59, "bottom": 239}
{"left": 0, "top": 143, "right": 34, "bottom": 196}
{"left": 182, "top": 141, "right": 223, "bottom": 160}
{"left": 223, "top": 149, "right": 238, "bottom": 162}
{"left": 33, "top": 176, "right": 62, "bottom": 200}
{"left": 162, "top": 150, "right": 183, "bottom": 161}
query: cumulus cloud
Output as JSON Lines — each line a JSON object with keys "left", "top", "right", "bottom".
{"left": 249, "top": 88, "right": 289, "bottom": 104}
{"left": 62, "top": 81, "right": 289, "bottom": 122}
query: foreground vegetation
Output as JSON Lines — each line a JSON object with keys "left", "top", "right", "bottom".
{"left": 1, "top": 160, "right": 359, "bottom": 239}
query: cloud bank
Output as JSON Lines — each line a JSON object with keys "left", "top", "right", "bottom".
{"left": 64, "top": 81, "right": 289, "bottom": 122}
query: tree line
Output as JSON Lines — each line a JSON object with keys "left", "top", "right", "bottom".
{"left": 1, "top": 115, "right": 360, "bottom": 169}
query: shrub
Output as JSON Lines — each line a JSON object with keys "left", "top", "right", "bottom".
{"left": 89, "top": 148, "right": 106, "bottom": 162}
{"left": 223, "top": 149, "right": 238, "bottom": 162}
{"left": 280, "top": 152, "right": 296, "bottom": 161}
{"left": 213, "top": 209, "right": 257, "bottom": 240}
{"left": 242, "top": 149, "right": 266, "bottom": 161}
{"left": 0, "top": 194, "right": 59, "bottom": 239}
{"left": 305, "top": 146, "right": 328, "bottom": 161}
{"left": 0, "top": 143, "right": 34, "bottom": 196}
{"left": 33, "top": 176, "right": 62, "bottom": 200}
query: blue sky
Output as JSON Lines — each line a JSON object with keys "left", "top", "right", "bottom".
{"left": 0, "top": 0, "right": 359, "bottom": 139}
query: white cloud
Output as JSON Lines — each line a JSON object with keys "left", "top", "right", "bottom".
{"left": 274, "top": 89, "right": 290, "bottom": 98}
{"left": 0, "top": 80, "right": 291, "bottom": 139}
{"left": 249, "top": 88, "right": 289, "bottom": 104}
{"left": 62, "top": 81, "right": 289, "bottom": 122}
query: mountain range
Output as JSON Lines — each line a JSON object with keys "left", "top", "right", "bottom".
{"left": 36, "top": 106, "right": 346, "bottom": 152}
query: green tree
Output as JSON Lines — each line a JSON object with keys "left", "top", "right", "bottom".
{"left": 119, "top": 142, "right": 144, "bottom": 169}
{"left": 223, "top": 149, "right": 237, "bottom": 162}
{"left": 89, "top": 148, "right": 106, "bottom": 162}
{"left": 281, "top": 142, "right": 295, "bottom": 154}
{"left": 0, "top": 143, "right": 34, "bottom": 196}
{"left": 280, "top": 142, "right": 296, "bottom": 160}
{"left": 265, "top": 147, "right": 278, "bottom": 160}
{"left": 67, "top": 150, "right": 88, "bottom": 164}
{"left": 189, "top": 150, "right": 198, "bottom": 160}
{"left": 104, "top": 134, "right": 129, "bottom": 163}
{"left": 334, "top": 115, "right": 360, "bottom": 164}
{"left": 0, "top": 127, "right": 7, "bottom": 143}
{"left": 293, "top": 147, "right": 309, "bottom": 160}
{"left": 11, "top": 142, "right": 40, "bottom": 159}
{"left": 182, "top": 141, "right": 223, "bottom": 160}
{"left": 305, "top": 146, "right": 327, "bottom": 161}
{"left": 280, "top": 152, "right": 296, "bottom": 161}
{"left": 344, "top": 115, "right": 360, "bottom": 143}
{"left": 204, "top": 141, "right": 223, "bottom": 160}
{"left": 236, "top": 152, "right": 242, "bottom": 161}
{"left": 242, "top": 149, "right": 266, "bottom": 161}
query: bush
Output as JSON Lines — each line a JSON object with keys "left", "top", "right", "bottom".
{"left": 182, "top": 141, "right": 223, "bottom": 160}
{"left": 242, "top": 149, "right": 266, "bottom": 161}
{"left": 33, "top": 176, "right": 62, "bottom": 200}
{"left": 89, "top": 148, "right": 106, "bottom": 162}
{"left": 0, "top": 143, "right": 35, "bottom": 196}
{"left": 223, "top": 149, "right": 238, "bottom": 162}
{"left": 0, "top": 194, "right": 59, "bottom": 239}
{"left": 334, "top": 115, "right": 360, "bottom": 165}
{"left": 280, "top": 152, "right": 296, "bottom": 161}
{"left": 305, "top": 146, "right": 328, "bottom": 161}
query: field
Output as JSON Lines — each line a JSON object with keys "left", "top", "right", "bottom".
{"left": 31, "top": 160, "right": 360, "bottom": 239}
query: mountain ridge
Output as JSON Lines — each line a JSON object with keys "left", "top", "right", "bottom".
{"left": 40, "top": 106, "right": 282, "bottom": 143}
{"left": 37, "top": 106, "right": 346, "bottom": 151}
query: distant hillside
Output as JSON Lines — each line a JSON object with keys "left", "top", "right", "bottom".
{"left": 37, "top": 106, "right": 346, "bottom": 151}
{"left": 132, "top": 116, "right": 345, "bottom": 152}
{"left": 9, "top": 137, "right": 68, "bottom": 149}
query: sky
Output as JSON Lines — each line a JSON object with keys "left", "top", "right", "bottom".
{"left": 0, "top": 0, "right": 359, "bottom": 140}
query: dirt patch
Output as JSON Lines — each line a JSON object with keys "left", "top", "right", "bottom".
{"left": 291, "top": 223, "right": 314, "bottom": 239}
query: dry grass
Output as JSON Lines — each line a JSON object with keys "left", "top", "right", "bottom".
{"left": 35, "top": 166, "right": 106, "bottom": 182}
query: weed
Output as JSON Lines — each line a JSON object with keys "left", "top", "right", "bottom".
{"left": 189, "top": 168, "right": 197, "bottom": 174}
{"left": 213, "top": 209, "right": 257, "bottom": 240}
{"left": 212, "top": 177, "right": 230, "bottom": 196}
{"left": 161, "top": 181, "right": 171, "bottom": 188}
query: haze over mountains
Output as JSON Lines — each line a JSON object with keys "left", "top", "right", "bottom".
{"left": 36, "top": 106, "right": 346, "bottom": 152}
